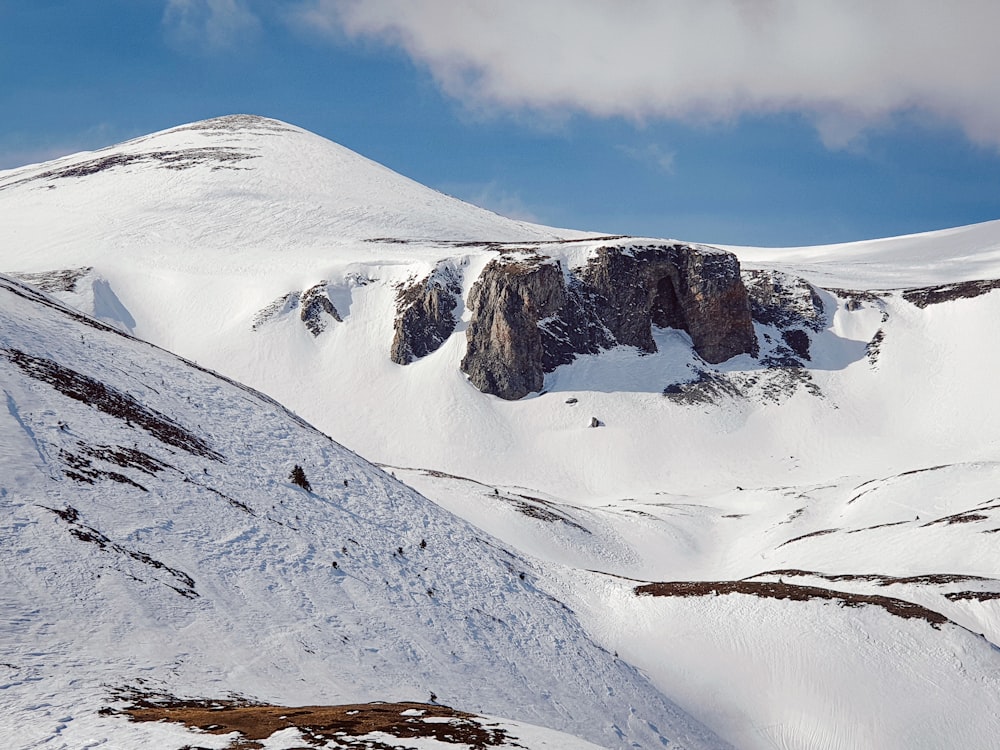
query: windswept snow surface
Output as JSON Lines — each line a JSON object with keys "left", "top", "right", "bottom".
{"left": 4, "top": 115, "right": 1000, "bottom": 748}
{"left": 0, "top": 276, "right": 725, "bottom": 749}
{"left": 723, "top": 218, "right": 1000, "bottom": 288}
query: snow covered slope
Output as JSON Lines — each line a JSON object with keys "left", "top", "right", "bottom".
{"left": 394, "top": 458, "right": 1000, "bottom": 750}
{"left": 724, "top": 218, "right": 1000, "bottom": 288}
{"left": 0, "top": 275, "right": 725, "bottom": 749}
{"left": 1, "top": 114, "right": 571, "bottom": 248}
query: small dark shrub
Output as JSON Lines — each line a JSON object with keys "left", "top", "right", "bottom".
{"left": 289, "top": 464, "right": 311, "bottom": 492}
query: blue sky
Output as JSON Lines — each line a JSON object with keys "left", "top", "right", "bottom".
{"left": 3, "top": 1, "right": 1000, "bottom": 247}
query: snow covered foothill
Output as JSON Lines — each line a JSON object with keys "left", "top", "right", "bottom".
{"left": 398, "top": 459, "right": 1000, "bottom": 750}
{"left": 0, "top": 275, "right": 726, "bottom": 749}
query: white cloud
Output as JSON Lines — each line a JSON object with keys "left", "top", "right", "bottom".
{"left": 294, "top": 0, "right": 1000, "bottom": 149}
{"left": 164, "top": 0, "right": 260, "bottom": 50}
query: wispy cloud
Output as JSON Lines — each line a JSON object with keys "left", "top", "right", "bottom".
{"left": 163, "top": 0, "right": 260, "bottom": 51}
{"left": 617, "top": 144, "right": 676, "bottom": 175}
{"left": 442, "top": 181, "right": 541, "bottom": 223}
{"left": 0, "top": 124, "right": 121, "bottom": 171}
{"left": 293, "top": 0, "right": 1000, "bottom": 150}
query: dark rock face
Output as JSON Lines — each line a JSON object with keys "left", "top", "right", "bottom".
{"left": 300, "top": 282, "right": 341, "bottom": 337}
{"left": 390, "top": 266, "right": 462, "bottom": 364}
{"left": 743, "top": 269, "right": 825, "bottom": 331}
{"left": 251, "top": 282, "right": 341, "bottom": 336}
{"left": 461, "top": 258, "right": 565, "bottom": 399}
{"left": 580, "top": 244, "right": 758, "bottom": 365}
{"left": 11, "top": 267, "right": 92, "bottom": 293}
{"left": 461, "top": 244, "right": 758, "bottom": 399}
{"left": 743, "top": 269, "right": 825, "bottom": 363}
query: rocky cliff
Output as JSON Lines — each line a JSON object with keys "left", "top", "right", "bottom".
{"left": 300, "top": 282, "right": 341, "bottom": 336}
{"left": 461, "top": 243, "right": 758, "bottom": 399}
{"left": 390, "top": 266, "right": 462, "bottom": 365}
{"left": 580, "top": 244, "right": 758, "bottom": 363}
{"left": 458, "top": 257, "right": 565, "bottom": 399}
{"left": 742, "top": 269, "right": 825, "bottom": 364}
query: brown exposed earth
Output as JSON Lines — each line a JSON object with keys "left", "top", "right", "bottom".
{"left": 117, "top": 696, "right": 511, "bottom": 749}
{"left": 635, "top": 579, "right": 951, "bottom": 627}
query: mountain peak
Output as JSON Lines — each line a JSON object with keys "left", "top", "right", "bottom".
{"left": 171, "top": 113, "right": 295, "bottom": 132}
{"left": 0, "top": 116, "right": 570, "bottom": 254}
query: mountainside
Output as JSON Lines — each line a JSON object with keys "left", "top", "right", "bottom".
{"left": 0, "top": 273, "right": 724, "bottom": 749}
{"left": 3, "top": 115, "right": 1000, "bottom": 749}
{"left": 4, "top": 116, "right": 1000, "bottom": 494}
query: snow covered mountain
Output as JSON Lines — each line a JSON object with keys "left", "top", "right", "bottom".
{"left": 3, "top": 114, "right": 1000, "bottom": 749}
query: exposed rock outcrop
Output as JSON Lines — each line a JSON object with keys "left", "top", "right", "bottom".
{"left": 10, "top": 267, "right": 92, "bottom": 293}
{"left": 743, "top": 269, "right": 825, "bottom": 363}
{"left": 902, "top": 278, "right": 1000, "bottom": 308}
{"left": 300, "top": 282, "right": 341, "bottom": 336}
{"left": 581, "top": 244, "right": 758, "bottom": 364}
{"left": 462, "top": 243, "right": 758, "bottom": 399}
{"left": 252, "top": 282, "right": 341, "bottom": 336}
{"left": 390, "top": 266, "right": 462, "bottom": 364}
{"left": 462, "top": 258, "right": 566, "bottom": 399}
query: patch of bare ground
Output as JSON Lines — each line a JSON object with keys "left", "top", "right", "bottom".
{"left": 384, "top": 465, "right": 590, "bottom": 533}
{"left": 504, "top": 494, "right": 590, "bottom": 533}
{"left": 826, "top": 288, "right": 891, "bottom": 308}
{"left": 635, "top": 580, "right": 951, "bottom": 627}
{"left": 10, "top": 266, "right": 92, "bottom": 292}
{"left": 745, "top": 569, "right": 994, "bottom": 587}
{"left": 116, "top": 696, "right": 512, "bottom": 749}
{"left": 1, "top": 347, "right": 223, "bottom": 461}
{"left": 902, "top": 278, "right": 1000, "bottom": 308}
{"left": 662, "top": 369, "right": 743, "bottom": 405}
{"left": 927, "top": 512, "right": 990, "bottom": 525}
{"left": 865, "top": 328, "right": 885, "bottom": 366}
{"left": 847, "top": 520, "right": 909, "bottom": 533}
{"left": 945, "top": 591, "right": 1000, "bottom": 602}
{"left": 434, "top": 235, "right": 630, "bottom": 249}
{"left": 777, "top": 528, "right": 838, "bottom": 547}
{"left": 923, "top": 503, "right": 1000, "bottom": 527}
{"left": 41, "top": 505, "right": 198, "bottom": 598}
{"left": 846, "top": 464, "right": 954, "bottom": 504}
